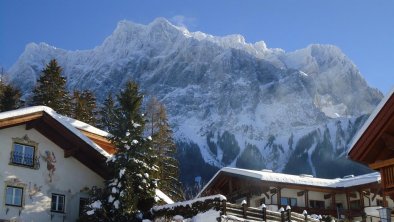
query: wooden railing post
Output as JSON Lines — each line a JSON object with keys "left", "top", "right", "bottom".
{"left": 222, "top": 199, "right": 227, "bottom": 216}
{"left": 262, "top": 204, "right": 267, "bottom": 221}
{"left": 286, "top": 205, "right": 291, "bottom": 222}
{"left": 303, "top": 210, "right": 308, "bottom": 222}
{"left": 242, "top": 200, "right": 247, "bottom": 218}
{"left": 280, "top": 207, "right": 285, "bottom": 222}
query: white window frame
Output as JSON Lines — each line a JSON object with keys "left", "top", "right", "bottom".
{"left": 51, "top": 193, "right": 66, "bottom": 213}
{"left": 5, "top": 186, "right": 23, "bottom": 207}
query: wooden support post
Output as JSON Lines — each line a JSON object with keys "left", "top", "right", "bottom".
{"left": 280, "top": 207, "right": 285, "bottom": 222}
{"left": 242, "top": 200, "right": 247, "bottom": 218}
{"left": 383, "top": 195, "right": 388, "bottom": 207}
{"left": 305, "top": 190, "right": 309, "bottom": 208}
{"left": 331, "top": 193, "right": 336, "bottom": 210}
{"left": 303, "top": 210, "right": 308, "bottom": 222}
{"left": 359, "top": 191, "right": 365, "bottom": 209}
{"left": 277, "top": 187, "right": 282, "bottom": 206}
{"left": 222, "top": 199, "right": 227, "bottom": 216}
{"left": 346, "top": 192, "right": 350, "bottom": 210}
{"left": 262, "top": 204, "right": 267, "bottom": 221}
{"left": 229, "top": 178, "right": 233, "bottom": 194}
{"left": 286, "top": 205, "right": 291, "bottom": 222}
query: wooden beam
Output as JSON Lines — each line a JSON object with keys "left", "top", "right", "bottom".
{"left": 0, "top": 112, "right": 43, "bottom": 129}
{"left": 382, "top": 133, "right": 394, "bottom": 149}
{"left": 25, "top": 119, "right": 42, "bottom": 130}
{"left": 369, "top": 157, "right": 394, "bottom": 169}
{"left": 324, "top": 194, "right": 332, "bottom": 199}
{"left": 64, "top": 147, "right": 79, "bottom": 158}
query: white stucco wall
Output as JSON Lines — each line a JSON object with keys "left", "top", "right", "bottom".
{"left": 0, "top": 125, "right": 105, "bottom": 222}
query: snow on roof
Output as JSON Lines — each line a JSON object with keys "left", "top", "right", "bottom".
{"left": 196, "top": 167, "right": 380, "bottom": 198}
{"left": 347, "top": 87, "right": 394, "bottom": 155}
{"left": 153, "top": 194, "right": 226, "bottom": 211}
{"left": 0, "top": 106, "right": 112, "bottom": 158}
{"left": 57, "top": 114, "right": 110, "bottom": 137}
{"left": 155, "top": 189, "right": 174, "bottom": 204}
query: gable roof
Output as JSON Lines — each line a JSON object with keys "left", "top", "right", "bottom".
{"left": 197, "top": 167, "right": 380, "bottom": 198}
{"left": 348, "top": 87, "right": 394, "bottom": 164}
{"left": 0, "top": 106, "right": 113, "bottom": 178}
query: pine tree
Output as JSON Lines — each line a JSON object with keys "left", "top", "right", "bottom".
{"left": 0, "top": 69, "right": 23, "bottom": 112}
{"left": 0, "top": 83, "right": 23, "bottom": 112}
{"left": 72, "top": 89, "right": 97, "bottom": 125}
{"left": 31, "top": 59, "right": 71, "bottom": 115}
{"left": 84, "top": 81, "right": 158, "bottom": 221}
{"left": 146, "top": 97, "right": 184, "bottom": 201}
{"left": 98, "top": 93, "right": 115, "bottom": 131}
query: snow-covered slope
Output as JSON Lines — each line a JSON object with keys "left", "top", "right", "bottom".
{"left": 7, "top": 18, "right": 383, "bottom": 185}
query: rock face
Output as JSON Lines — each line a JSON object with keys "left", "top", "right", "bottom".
{"left": 7, "top": 18, "right": 383, "bottom": 185}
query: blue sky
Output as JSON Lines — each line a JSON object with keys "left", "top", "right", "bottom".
{"left": 1, "top": 0, "right": 393, "bottom": 93}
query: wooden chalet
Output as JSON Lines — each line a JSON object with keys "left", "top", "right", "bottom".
{"left": 197, "top": 167, "right": 389, "bottom": 220}
{"left": 348, "top": 88, "right": 394, "bottom": 196}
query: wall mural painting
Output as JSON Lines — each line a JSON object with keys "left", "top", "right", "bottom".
{"left": 28, "top": 182, "right": 42, "bottom": 200}
{"left": 41, "top": 150, "right": 56, "bottom": 183}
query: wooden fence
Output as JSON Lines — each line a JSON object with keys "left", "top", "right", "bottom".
{"left": 222, "top": 201, "right": 320, "bottom": 222}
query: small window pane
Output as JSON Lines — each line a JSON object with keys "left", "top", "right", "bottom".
{"left": 13, "top": 144, "right": 24, "bottom": 164}
{"left": 58, "top": 195, "right": 65, "bottom": 211}
{"left": 23, "top": 146, "right": 34, "bottom": 165}
{"left": 280, "top": 197, "right": 288, "bottom": 205}
{"left": 290, "top": 198, "right": 297, "bottom": 206}
{"left": 14, "top": 188, "right": 22, "bottom": 206}
{"left": 5, "top": 187, "right": 13, "bottom": 205}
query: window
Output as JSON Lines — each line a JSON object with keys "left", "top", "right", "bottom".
{"left": 79, "top": 198, "right": 88, "bottom": 216}
{"left": 280, "top": 197, "right": 297, "bottom": 206}
{"left": 5, "top": 186, "right": 23, "bottom": 207}
{"left": 350, "top": 200, "right": 361, "bottom": 209}
{"left": 51, "top": 194, "right": 65, "bottom": 213}
{"left": 309, "top": 200, "right": 325, "bottom": 209}
{"left": 11, "top": 143, "right": 35, "bottom": 167}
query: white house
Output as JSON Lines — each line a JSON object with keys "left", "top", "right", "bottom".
{"left": 0, "top": 106, "right": 115, "bottom": 222}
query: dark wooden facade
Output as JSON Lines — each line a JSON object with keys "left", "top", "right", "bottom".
{"left": 348, "top": 90, "right": 394, "bottom": 196}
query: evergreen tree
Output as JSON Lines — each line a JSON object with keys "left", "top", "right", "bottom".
{"left": 84, "top": 81, "right": 158, "bottom": 221}
{"left": 72, "top": 89, "right": 97, "bottom": 125}
{"left": 31, "top": 59, "right": 71, "bottom": 115}
{"left": 0, "top": 69, "right": 23, "bottom": 112}
{"left": 146, "top": 97, "right": 184, "bottom": 201}
{"left": 98, "top": 93, "right": 115, "bottom": 131}
{"left": 0, "top": 83, "right": 23, "bottom": 111}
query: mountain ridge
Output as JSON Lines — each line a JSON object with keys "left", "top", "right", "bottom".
{"left": 6, "top": 18, "right": 383, "bottom": 185}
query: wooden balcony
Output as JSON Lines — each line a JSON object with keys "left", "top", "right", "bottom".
{"left": 291, "top": 206, "right": 364, "bottom": 219}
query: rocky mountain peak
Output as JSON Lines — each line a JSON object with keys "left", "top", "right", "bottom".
{"left": 6, "top": 19, "right": 383, "bottom": 184}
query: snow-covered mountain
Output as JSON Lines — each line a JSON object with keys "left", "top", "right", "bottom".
{"left": 7, "top": 18, "right": 383, "bottom": 185}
